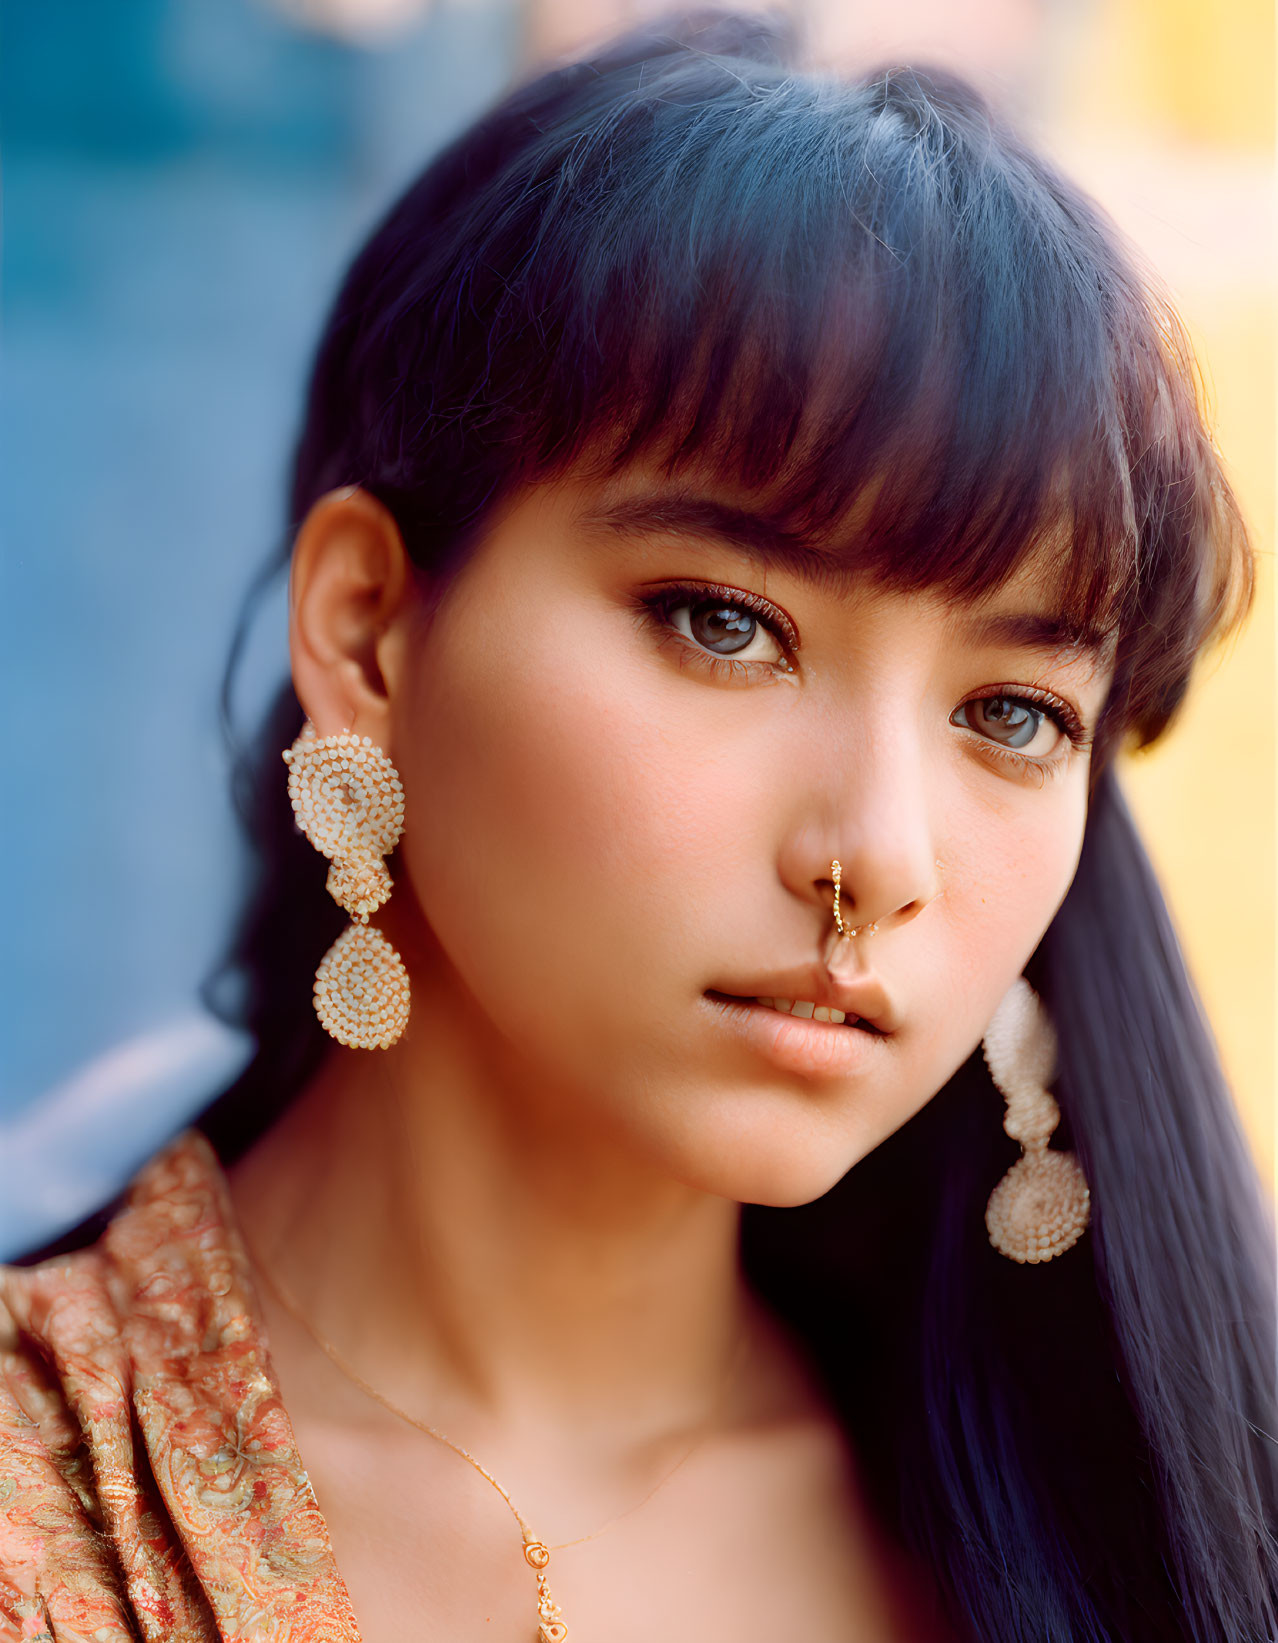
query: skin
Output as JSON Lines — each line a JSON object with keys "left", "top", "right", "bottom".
{"left": 226, "top": 467, "right": 1115, "bottom": 1641}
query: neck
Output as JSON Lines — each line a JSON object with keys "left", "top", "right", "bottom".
{"left": 225, "top": 947, "right": 785, "bottom": 1459}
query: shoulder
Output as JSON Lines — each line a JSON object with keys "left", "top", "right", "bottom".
{"left": 0, "top": 1127, "right": 364, "bottom": 1640}
{"left": 0, "top": 1126, "right": 233, "bottom": 1488}
{"left": 0, "top": 1127, "right": 223, "bottom": 1338}
{"left": 0, "top": 1124, "right": 274, "bottom": 1410}
{"left": 0, "top": 1129, "right": 225, "bottom": 1638}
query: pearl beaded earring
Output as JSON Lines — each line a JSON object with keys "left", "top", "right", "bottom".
{"left": 283, "top": 722, "right": 410, "bottom": 1049}
{"left": 981, "top": 976, "right": 1090, "bottom": 1263}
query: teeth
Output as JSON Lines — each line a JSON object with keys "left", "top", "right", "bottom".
{"left": 755, "top": 998, "right": 848, "bottom": 1025}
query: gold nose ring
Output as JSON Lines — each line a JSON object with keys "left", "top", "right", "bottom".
{"left": 831, "top": 860, "right": 878, "bottom": 939}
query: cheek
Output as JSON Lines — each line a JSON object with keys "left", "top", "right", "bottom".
{"left": 842, "top": 783, "right": 1088, "bottom": 1175}
{"left": 390, "top": 577, "right": 731, "bottom": 1077}
{"left": 944, "top": 778, "right": 1087, "bottom": 1030}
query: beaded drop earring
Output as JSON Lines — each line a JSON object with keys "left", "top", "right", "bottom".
{"left": 981, "top": 976, "right": 1090, "bottom": 1262}
{"left": 283, "top": 722, "right": 410, "bottom": 1049}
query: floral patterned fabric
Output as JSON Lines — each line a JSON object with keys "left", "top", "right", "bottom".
{"left": 0, "top": 1129, "right": 363, "bottom": 1642}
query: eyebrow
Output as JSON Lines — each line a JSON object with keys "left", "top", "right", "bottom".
{"left": 580, "top": 493, "right": 832, "bottom": 581}
{"left": 581, "top": 491, "right": 1115, "bottom": 665}
{"left": 948, "top": 610, "right": 1117, "bottom": 666}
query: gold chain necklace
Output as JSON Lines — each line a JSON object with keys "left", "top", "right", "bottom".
{"left": 242, "top": 1230, "right": 749, "bottom": 1641}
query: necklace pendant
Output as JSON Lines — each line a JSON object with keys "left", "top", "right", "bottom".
{"left": 535, "top": 1568, "right": 567, "bottom": 1641}
{"left": 524, "top": 1534, "right": 566, "bottom": 1639}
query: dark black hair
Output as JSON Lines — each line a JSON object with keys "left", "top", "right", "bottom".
{"left": 198, "top": 13, "right": 1276, "bottom": 1638}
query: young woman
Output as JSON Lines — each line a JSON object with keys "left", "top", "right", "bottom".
{"left": 3, "top": 13, "right": 1275, "bottom": 1642}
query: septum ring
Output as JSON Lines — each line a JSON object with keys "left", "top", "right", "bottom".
{"left": 831, "top": 860, "right": 879, "bottom": 939}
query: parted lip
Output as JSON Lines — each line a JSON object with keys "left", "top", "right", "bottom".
{"left": 708, "top": 968, "right": 900, "bottom": 1035}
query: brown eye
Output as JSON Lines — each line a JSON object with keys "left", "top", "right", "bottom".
{"left": 671, "top": 599, "right": 784, "bottom": 663}
{"left": 953, "top": 695, "right": 1060, "bottom": 753}
{"left": 690, "top": 602, "right": 758, "bottom": 653}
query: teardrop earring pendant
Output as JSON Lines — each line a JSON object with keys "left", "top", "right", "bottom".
{"left": 283, "top": 722, "right": 411, "bottom": 1049}
{"left": 981, "top": 976, "right": 1090, "bottom": 1263}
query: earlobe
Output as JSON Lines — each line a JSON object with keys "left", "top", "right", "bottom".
{"left": 289, "top": 487, "right": 413, "bottom": 745}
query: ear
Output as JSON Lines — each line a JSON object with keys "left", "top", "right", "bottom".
{"left": 288, "top": 487, "right": 416, "bottom": 749}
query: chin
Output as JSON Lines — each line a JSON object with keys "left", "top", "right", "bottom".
{"left": 728, "top": 1160, "right": 861, "bottom": 1211}
{"left": 653, "top": 1091, "right": 878, "bottom": 1209}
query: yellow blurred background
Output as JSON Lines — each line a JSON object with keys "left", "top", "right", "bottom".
{"left": 1056, "top": 0, "right": 1275, "bottom": 1189}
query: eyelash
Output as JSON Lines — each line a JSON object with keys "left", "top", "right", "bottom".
{"left": 636, "top": 580, "right": 1091, "bottom": 779}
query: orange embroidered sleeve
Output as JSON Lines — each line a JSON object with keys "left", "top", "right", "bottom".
{"left": 0, "top": 1132, "right": 364, "bottom": 1643}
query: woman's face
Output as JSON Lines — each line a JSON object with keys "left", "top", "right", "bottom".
{"left": 384, "top": 467, "right": 1115, "bottom": 1207}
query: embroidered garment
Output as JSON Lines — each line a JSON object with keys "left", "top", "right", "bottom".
{"left": 0, "top": 1129, "right": 363, "bottom": 1642}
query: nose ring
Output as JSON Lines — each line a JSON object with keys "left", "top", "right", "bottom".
{"left": 831, "top": 860, "right": 878, "bottom": 939}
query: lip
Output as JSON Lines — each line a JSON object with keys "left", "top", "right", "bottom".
{"left": 708, "top": 968, "right": 900, "bottom": 1035}
{"left": 701, "top": 993, "right": 893, "bottom": 1080}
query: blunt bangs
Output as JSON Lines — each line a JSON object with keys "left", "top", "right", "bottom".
{"left": 293, "top": 13, "right": 1251, "bottom": 769}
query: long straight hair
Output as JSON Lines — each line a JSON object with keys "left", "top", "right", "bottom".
{"left": 198, "top": 14, "right": 1277, "bottom": 1638}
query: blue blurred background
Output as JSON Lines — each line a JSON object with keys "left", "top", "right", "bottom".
{"left": 2, "top": 0, "right": 521, "bottom": 1251}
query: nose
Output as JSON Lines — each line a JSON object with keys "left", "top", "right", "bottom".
{"left": 777, "top": 725, "right": 943, "bottom": 939}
